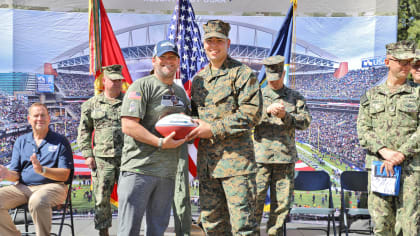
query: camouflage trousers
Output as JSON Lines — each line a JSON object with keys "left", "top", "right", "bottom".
{"left": 199, "top": 173, "right": 259, "bottom": 236}
{"left": 255, "top": 163, "right": 294, "bottom": 236}
{"left": 173, "top": 145, "right": 192, "bottom": 236}
{"left": 367, "top": 168, "right": 419, "bottom": 236}
{"left": 92, "top": 156, "right": 121, "bottom": 230}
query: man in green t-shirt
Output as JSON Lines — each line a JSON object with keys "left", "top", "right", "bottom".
{"left": 118, "top": 40, "right": 190, "bottom": 236}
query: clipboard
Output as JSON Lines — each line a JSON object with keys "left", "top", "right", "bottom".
{"left": 371, "top": 161, "right": 401, "bottom": 196}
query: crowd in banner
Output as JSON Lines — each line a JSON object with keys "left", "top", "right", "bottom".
{"left": 51, "top": 120, "right": 79, "bottom": 142}
{"left": 0, "top": 86, "right": 368, "bottom": 171}
{"left": 0, "top": 94, "right": 28, "bottom": 124}
{"left": 55, "top": 73, "right": 95, "bottom": 97}
{"left": 0, "top": 93, "right": 29, "bottom": 165}
{"left": 296, "top": 110, "right": 365, "bottom": 169}
{"left": 0, "top": 92, "right": 82, "bottom": 166}
{"left": 0, "top": 135, "right": 17, "bottom": 164}
{"left": 65, "top": 103, "right": 82, "bottom": 118}
{"left": 294, "top": 67, "right": 388, "bottom": 99}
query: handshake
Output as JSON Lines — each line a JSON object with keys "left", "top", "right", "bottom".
{"left": 267, "top": 102, "right": 286, "bottom": 118}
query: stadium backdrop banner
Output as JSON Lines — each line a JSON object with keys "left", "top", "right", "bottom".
{"left": 0, "top": 1, "right": 397, "bottom": 209}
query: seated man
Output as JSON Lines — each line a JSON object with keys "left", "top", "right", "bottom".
{"left": 0, "top": 102, "right": 74, "bottom": 236}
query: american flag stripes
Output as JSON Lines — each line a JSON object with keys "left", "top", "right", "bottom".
{"left": 167, "top": 0, "right": 208, "bottom": 179}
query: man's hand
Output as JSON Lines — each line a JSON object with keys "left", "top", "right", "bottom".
{"left": 186, "top": 119, "right": 213, "bottom": 141}
{"left": 378, "top": 148, "right": 405, "bottom": 165}
{"left": 267, "top": 102, "right": 286, "bottom": 118}
{"left": 85, "top": 157, "right": 96, "bottom": 170}
{"left": 380, "top": 160, "right": 395, "bottom": 176}
{"left": 162, "top": 132, "right": 186, "bottom": 149}
{"left": 0, "top": 165, "right": 8, "bottom": 181}
{"left": 30, "top": 153, "right": 43, "bottom": 174}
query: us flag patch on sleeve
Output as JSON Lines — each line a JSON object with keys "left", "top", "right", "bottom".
{"left": 128, "top": 91, "right": 141, "bottom": 100}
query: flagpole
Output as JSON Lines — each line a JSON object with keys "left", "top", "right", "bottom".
{"left": 88, "top": 0, "right": 134, "bottom": 207}
{"left": 257, "top": 2, "right": 295, "bottom": 88}
{"left": 289, "top": 0, "right": 298, "bottom": 88}
{"left": 283, "top": 1, "right": 296, "bottom": 87}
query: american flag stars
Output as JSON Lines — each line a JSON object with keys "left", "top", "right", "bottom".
{"left": 167, "top": 0, "right": 208, "bottom": 87}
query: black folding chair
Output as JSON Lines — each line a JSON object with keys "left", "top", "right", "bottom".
{"left": 339, "top": 171, "right": 372, "bottom": 236}
{"left": 284, "top": 170, "right": 337, "bottom": 236}
{"left": 12, "top": 171, "right": 75, "bottom": 236}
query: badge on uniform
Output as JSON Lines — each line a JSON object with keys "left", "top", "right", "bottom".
{"left": 128, "top": 91, "right": 141, "bottom": 100}
{"left": 371, "top": 161, "right": 401, "bottom": 196}
{"left": 161, "top": 95, "right": 184, "bottom": 107}
{"left": 129, "top": 101, "right": 136, "bottom": 113}
{"left": 48, "top": 145, "right": 58, "bottom": 152}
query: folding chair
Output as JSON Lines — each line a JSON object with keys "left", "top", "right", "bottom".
{"left": 12, "top": 171, "right": 75, "bottom": 236}
{"left": 284, "top": 170, "right": 337, "bottom": 236}
{"left": 339, "top": 171, "right": 372, "bottom": 236}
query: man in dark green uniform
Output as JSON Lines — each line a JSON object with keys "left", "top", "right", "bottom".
{"left": 357, "top": 40, "right": 419, "bottom": 236}
{"left": 411, "top": 49, "right": 420, "bottom": 84}
{"left": 77, "top": 65, "right": 125, "bottom": 236}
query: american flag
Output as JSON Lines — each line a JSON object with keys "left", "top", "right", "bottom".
{"left": 167, "top": 0, "right": 208, "bottom": 180}
{"left": 167, "top": 0, "right": 208, "bottom": 98}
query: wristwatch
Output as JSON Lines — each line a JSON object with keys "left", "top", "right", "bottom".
{"left": 42, "top": 166, "right": 47, "bottom": 174}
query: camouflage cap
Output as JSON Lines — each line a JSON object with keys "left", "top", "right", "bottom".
{"left": 413, "top": 48, "right": 420, "bottom": 64}
{"left": 102, "top": 64, "right": 124, "bottom": 80}
{"left": 385, "top": 40, "right": 416, "bottom": 60}
{"left": 203, "top": 20, "right": 230, "bottom": 40}
{"left": 262, "top": 55, "right": 285, "bottom": 81}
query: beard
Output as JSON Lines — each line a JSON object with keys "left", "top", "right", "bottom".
{"left": 155, "top": 66, "right": 177, "bottom": 80}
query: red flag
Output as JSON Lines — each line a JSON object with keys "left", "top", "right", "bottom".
{"left": 88, "top": 0, "right": 132, "bottom": 206}
{"left": 89, "top": 0, "right": 132, "bottom": 95}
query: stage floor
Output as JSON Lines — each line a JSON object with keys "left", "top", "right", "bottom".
{"left": 16, "top": 215, "right": 372, "bottom": 236}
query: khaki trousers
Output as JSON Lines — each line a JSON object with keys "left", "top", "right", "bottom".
{"left": 0, "top": 182, "right": 67, "bottom": 236}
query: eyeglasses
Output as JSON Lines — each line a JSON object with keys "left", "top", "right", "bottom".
{"left": 388, "top": 58, "right": 412, "bottom": 66}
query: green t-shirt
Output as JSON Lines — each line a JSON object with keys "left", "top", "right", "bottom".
{"left": 120, "top": 75, "right": 191, "bottom": 179}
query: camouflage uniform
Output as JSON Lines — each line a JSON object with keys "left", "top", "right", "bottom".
{"left": 254, "top": 56, "right": 311, "bottom": 236}
{"left": 357, "top": 41, "right": 419, "bottom": 236}
{"left": 411, "top": 49, "right": 420, "bottom": 85}
{"left": 77, "top": 65, "right": 125, "bottom": 231}
{"left": 191, "top": 20, "right": 263, "bottom": 236}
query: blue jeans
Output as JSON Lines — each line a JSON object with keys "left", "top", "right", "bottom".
{"left": 117, "top": 171, "right": 175, "bottom": 236}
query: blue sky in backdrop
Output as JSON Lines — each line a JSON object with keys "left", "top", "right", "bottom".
{"left": 0, "top": 8, "right": 396, "bottom": 73}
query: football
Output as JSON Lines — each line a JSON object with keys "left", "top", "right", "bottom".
{"left": 155, "top": 113, "right": 198, "bottom": 140}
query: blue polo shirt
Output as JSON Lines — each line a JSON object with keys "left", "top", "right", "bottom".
{"left": 9, "top": 130, "right": 74, "bottom": 186}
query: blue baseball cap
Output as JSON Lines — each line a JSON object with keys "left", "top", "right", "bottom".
{"left": 153, "top": 40, "right": 179, "bottom": 58}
